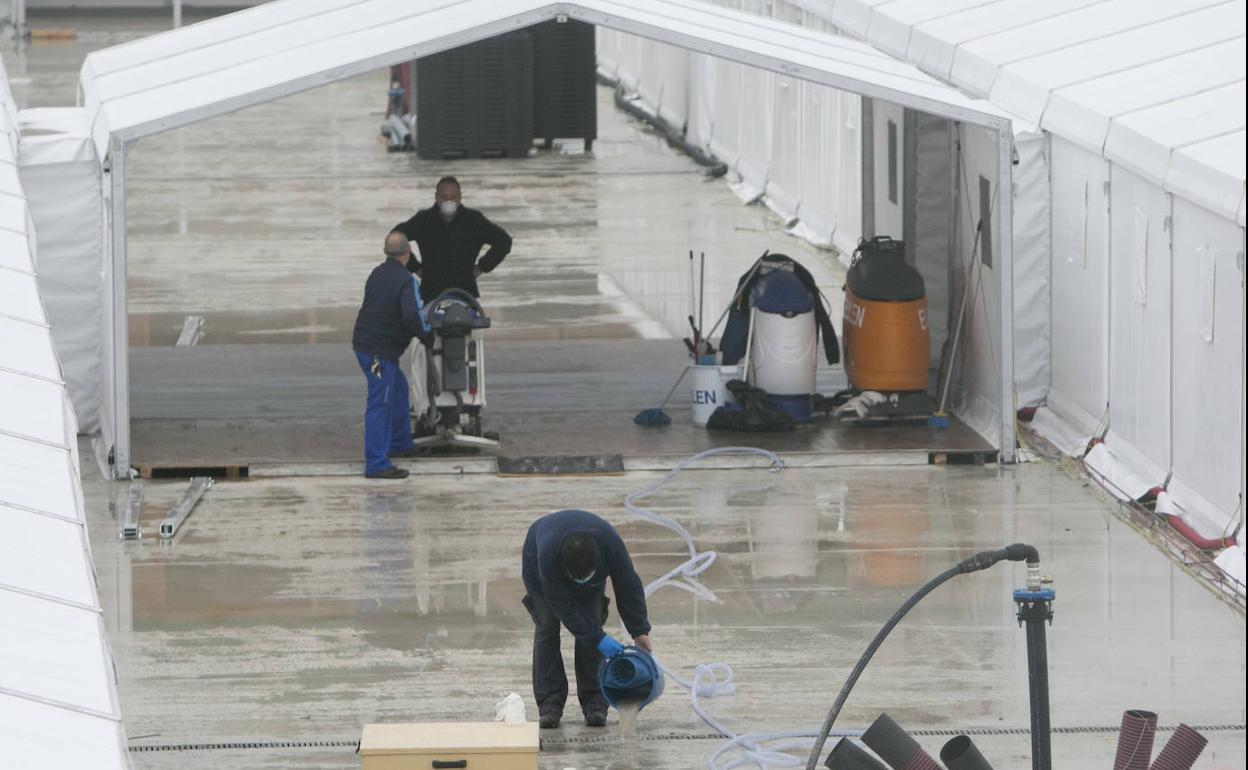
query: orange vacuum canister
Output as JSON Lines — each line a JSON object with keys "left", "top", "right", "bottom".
{"left": 842, "top": 237, "right": 929, "bottom": 393}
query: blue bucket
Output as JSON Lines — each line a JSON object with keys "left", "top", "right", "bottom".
{"left": 597, "top": 646, "right": 665, "bottom": 711}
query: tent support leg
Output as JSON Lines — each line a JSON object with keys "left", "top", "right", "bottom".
{"left": 997, "top": 126, "right": 1017, "bottom": 463}
{"left": 109, "top": 141, "right": 132, "bottom": 479}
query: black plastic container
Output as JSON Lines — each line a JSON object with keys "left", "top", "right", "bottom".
{"left": 415, "top": 31, "right": 535, "bottom": 159}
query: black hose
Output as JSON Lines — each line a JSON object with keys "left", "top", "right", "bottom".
{"left": 804, "top": 545, "right": 1040, "bottom": 770}
{"left": 598, "top": 72, "right": 729, "bottom": 176}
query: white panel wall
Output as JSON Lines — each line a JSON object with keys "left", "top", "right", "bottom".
{"left": 949, "top": 123, "right": 1003, "bottom": 439}
{"left": 597, "top": 29, "right": 690, "bottom": 127}
{"left": 598, "top": 25, "right": 862, "bottom": 257}
{"left": 1168, "top": 199, "right": 1245, "bottom": 531}
{"left": 1048, "top": 136, "right": 1110, "bottom": 434}
{"left": 764, "top": 75, "right": 803, "bottom": 216}
{"left": 1105, "top": 166, "right": 1171, "bottom": 479}
{"left": 792, "top": 79, "right": 862, "bottom": 250}
{"left": 1012, "top": 130, "right": 1052, "bottom": 408}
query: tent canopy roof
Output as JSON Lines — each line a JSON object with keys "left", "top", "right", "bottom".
{"left": 828, "top": 0, "right": 1247, "bottom": 224}
{"left": 0, "top": 64, "right": 129, "bottom": 770}
{"left": 79, "top": 0, "right": 1010, "bottom": 163}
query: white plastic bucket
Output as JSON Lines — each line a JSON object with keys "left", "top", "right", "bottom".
{"left": 691, "top": 365, "right": 739, "bottom": 426}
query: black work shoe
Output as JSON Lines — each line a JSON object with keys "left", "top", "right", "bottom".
{"left": 584, "top": 710, "right": 607, "bottom": 727}
{"left": 538, "top": 711, "right": 561, "bottom": 729}
{"left": 365, "top": 466, "right": 409, "bottom": 479}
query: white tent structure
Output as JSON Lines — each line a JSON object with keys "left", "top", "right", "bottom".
{"left": 830, "top": 0, "right": 1246, "bottom": 580}
{"left": 599, "top": 0, "right": 1245, "bottom": 580}
{"left": 75, "top": 0, "right": 1021, "bottom": 479}
{"left": 0, "top": 60, "right": 132, "bottom": 770}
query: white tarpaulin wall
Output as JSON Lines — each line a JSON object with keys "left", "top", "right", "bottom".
{"left": 598, "top": 36, "right": 862, "bottom": 256}
{"left": 805, "top": 0, "right": 1245, "bottom": 578}
{"left": 18, "top": 108, "right": 104, "bottom": 433}
{"left": 72, "top": 0, "right": 1015, "bottom": 477}
{"left": 1010, "top": 128, "right": 1051, "bottom": 409}
{"left": 598, "top": 22, "right": 1050, "bottom": 448}
{"left": 0, "top": 57, "right": 131, "bottom": 770}
{"left": 900, "top": 111, "right": 1056, "bottom": 409}
{"left": 1047, "top": 136, "right": 1110, "bottom": 436}
{"left": 1168, "top": 200, "right": 1245, "bottom": 531}
{"left": 947, "top": 123, "right": 1003, "bottom": 436}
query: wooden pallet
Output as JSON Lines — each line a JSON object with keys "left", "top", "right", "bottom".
{"left": 31, "top": 28, "right": 78, "bottom": 41}
{"left": 928, "top": 450, "right": 999, "bottom": 466}
{"left": 136, "top": 464, "right": 248, "bottom": 480}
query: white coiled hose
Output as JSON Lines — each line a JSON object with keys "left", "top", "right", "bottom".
{"left": 620, "top": 446, "right": 861, "bottom": 769}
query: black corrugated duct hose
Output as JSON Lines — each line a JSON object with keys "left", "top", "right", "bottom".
{"left": 805, "top": 544, "right": 1041, "bottom": 770}
{"left": 940, "top": 735, "right": 996, "bottom": 770}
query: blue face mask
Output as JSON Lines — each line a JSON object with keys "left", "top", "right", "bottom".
{"left": 570, "top": 570, "right": 596, "bottom": 585}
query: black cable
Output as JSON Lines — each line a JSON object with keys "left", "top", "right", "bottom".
{"left": 805, "top": 545, "right": 1039, "bottom": 770}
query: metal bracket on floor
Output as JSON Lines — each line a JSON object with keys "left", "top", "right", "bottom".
{"left": 176, "top": 315, "right": 205, "bottom": 347}
{"left": 159, "top": 477, "right": 213, "bottom": 540}
{"left": 120, "top": 481, "right": 143, "bottom": 540}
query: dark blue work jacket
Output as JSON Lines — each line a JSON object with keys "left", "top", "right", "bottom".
{"left": 521, "top": 509, "right": 651, "bottom": 645}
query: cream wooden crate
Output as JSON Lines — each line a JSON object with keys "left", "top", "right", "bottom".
{"left": 359, "top": 722, "right": 539, "bottom": 770}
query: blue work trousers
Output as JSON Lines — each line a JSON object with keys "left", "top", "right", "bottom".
{"left": 355, "top": 351, "right": 414, "bottom": 475}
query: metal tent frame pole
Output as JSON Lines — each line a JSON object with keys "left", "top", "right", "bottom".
{"left": 108, "top": 140, "right": 131, "bottom": 480}
{"left": 997, "top": 128, "right": 1017, "bottom": 464}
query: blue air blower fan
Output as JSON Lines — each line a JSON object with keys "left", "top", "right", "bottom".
{"left": 597, "top": 646, "right": 665, "bottom": 712}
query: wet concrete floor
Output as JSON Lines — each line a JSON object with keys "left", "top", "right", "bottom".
{"left": 82, "top": 457, "right": 1244, "bottom": 769}
{"left": 126, "top": 338, "right": 993, "bottom": 470}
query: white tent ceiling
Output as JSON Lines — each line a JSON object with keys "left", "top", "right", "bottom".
{"left": 821, "top": 0, "right": 1247, "bottom": 225}
{"left": 80, "top": 0, "right": 1011, "bottom": 160}
{"left": 79, "top": 0, "right": 1019, "bottom": 476}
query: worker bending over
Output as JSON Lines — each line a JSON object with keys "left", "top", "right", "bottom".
{"left": 521, "top": 509, "right": 653, "bottom": 729}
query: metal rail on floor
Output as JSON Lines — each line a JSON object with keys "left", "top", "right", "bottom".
{"left": 119, "top": 481, "right": 142, "bottom": 540}
{"left": 159, "top": 477, "right": 213, "bottom": 540}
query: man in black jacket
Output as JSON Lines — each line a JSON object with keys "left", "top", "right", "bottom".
{"left": 393, "top": 176, "right": 512, "bottom": 303}
{"left": 351, "top": 232, "right": 431, "bottom": 480}
{"left": 521, "top": 509, "right": 653, "bottom": 729}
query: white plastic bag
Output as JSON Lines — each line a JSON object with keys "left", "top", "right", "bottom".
{"left": 494, "top": 692, "right": 527, "bottom": 724}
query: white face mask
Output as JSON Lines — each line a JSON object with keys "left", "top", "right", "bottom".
{"left": 439, "top": 200, "right": 458, "bottom": 217}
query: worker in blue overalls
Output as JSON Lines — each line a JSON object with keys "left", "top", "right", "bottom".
{"left": 521, "top": 509, "right": 653, "bottom": 729}
{"left": 350, "top": 231, "right": 431, "bottom": 479}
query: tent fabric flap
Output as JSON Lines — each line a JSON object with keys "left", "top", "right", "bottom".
{"left": 18, "top": 108, "right": 105, "bottom": 433}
